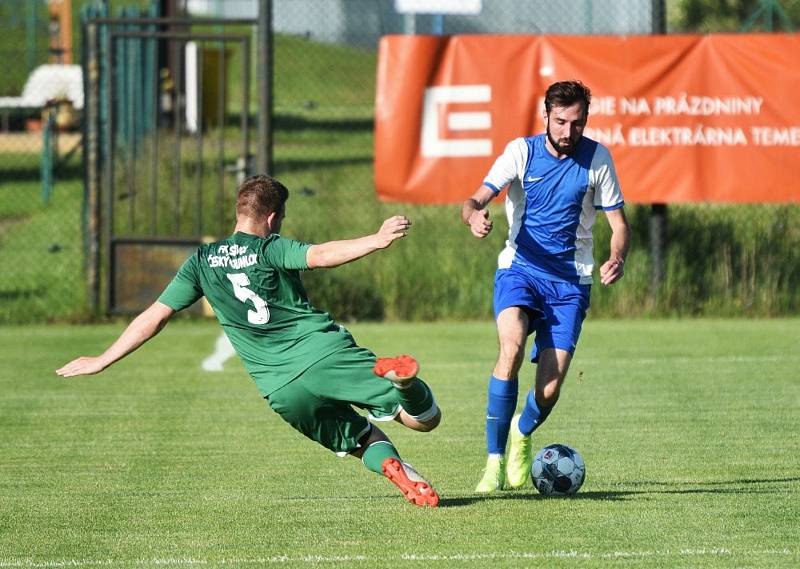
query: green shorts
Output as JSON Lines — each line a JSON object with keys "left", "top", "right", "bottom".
{"left": 265, "top": 346, "right": 403, "bottom": 455}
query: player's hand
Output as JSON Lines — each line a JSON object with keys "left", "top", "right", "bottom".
{"left": 374, "top": 215, "right": 411, "bottom": 248}
{"left": 468, "top": 209, "right": 492, "bottom": 238}
{"left": 600, "top": 258, "right": 625, "bottom": 285}
{"left": 56, "top": 356, "right": 107, "bottom": 378}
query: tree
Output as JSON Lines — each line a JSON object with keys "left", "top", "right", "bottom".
{"left": 671, "top": 0, "right": 798, "bottom": 32}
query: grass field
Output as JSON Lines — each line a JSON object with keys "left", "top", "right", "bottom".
{"left": 1, "top": 318, "right": 798, "bottom": 568}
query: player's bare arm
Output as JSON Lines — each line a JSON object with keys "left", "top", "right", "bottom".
{"left": 599, "top": 207, "right": 631, "bottom": 286}
{"left": 56, "top": 302, "right": 176, "bottom": 377}
{"left": 462, "top": 185, "right": 495, "bottom": 238}
{"left": 306, "top": 215, "right": 410, "bottom": 269}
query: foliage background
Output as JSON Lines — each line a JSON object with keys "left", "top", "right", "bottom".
{"left": 0, "top": 0, "right": 798, "bottom": 323}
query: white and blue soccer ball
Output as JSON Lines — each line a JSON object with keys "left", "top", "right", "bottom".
{"left": 531, "top": 444, "right": 585, "bottom": 496}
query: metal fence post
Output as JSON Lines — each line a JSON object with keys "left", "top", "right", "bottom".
{"left": 649, "top": 0, "right": 667, "bottom": 302}
{"left": 25, "top": 0, "right": 38, "bottom": 73}
{"left": 650, "top": 203, "right": 667, "bottom": 300}
{"left": 84, "top": 21, "right": 101, "bottom": 314}
{"left": 257, "top": 0, "right": 273, "bottom": 176}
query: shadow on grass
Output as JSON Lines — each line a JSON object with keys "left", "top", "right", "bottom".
{"left": 437, "top": 476, "right": 800, "bottom": 508}
{"left": 0, "top": 161, "right": 83, "bottom": 184}
{"left": 274, "top": 114, "right": 373, "bottom": 133}
{"left": 625, "top": 476, "right": 800, "bottom": 487}
{"left": 0, "top": 286, "right": 46, "bottom": 300}
{"left": 0, "top": 145, "right": 372, "bottom": 188}
{"left": 436, "top": 492, "right": 630, "bottom": 507}
{"left": 225, "top": 112, "right": 374, "bottom": 133}
{"left": 274, "top": 154, "right": 372, "bottom": 173}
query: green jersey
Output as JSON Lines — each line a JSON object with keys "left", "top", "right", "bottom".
{"left": 158, "top": 231, "right": 357, "bottom": 396}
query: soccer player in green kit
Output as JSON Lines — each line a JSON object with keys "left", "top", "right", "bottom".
{"left": 56, "top": 175, "right": 441, "bottom": 507}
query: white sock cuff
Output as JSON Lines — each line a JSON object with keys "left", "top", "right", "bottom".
{"left": 406, "top": 398, "right": 440, "bottom": 423}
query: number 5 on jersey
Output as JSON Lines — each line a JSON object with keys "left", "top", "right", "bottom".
{"left": 226, "top": 272, "right": 270, "bottom": 324}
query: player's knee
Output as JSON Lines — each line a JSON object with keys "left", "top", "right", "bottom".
{"left": 496, "top": 342, "right": 525, "bottom": 374}
{"left": 423, "top": 409, "right": 442, "bottom": 431}
{"left": 537, "top": 381, "right": 562, "bottom": 406}
{"left": 499, "top": 344, "right": 525, "bottom": 363}
{"left": 410, "top": 409, "right": 441, "bottom": 432}
{"left": 498, "top": 332, "right": 525, "bottom": 353}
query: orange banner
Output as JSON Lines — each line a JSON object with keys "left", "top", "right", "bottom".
{"left": 374, "top": 34, "right": 800, "bottom": 204}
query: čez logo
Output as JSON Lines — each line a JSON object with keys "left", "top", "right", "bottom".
{"left": 420, "top": 85, "right": 492, "bottom": 158}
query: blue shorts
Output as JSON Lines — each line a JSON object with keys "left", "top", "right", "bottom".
{"left": 493, "top": 267, "right": 591, "bottom": 362}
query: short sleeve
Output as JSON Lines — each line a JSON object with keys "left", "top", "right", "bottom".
{"left": 483, "top": 138, "right": 528, "bottom": 194}
{"left": 589, "top": 144, "right": 624, "bottom": 211}
{"left": 262, "top": 235, "right": 311, "bottom": 270}
{"left": 158, "top": 254, "right": 203, "bottom": 311}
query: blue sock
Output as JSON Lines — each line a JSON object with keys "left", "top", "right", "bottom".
{"left": 518, "top": 389, "right": 554, "bottom": 436}
{"left": 485, "top": 376, "right": 518, "bottom": 455}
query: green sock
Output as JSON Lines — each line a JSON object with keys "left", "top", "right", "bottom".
{"left": 396, "top": 378, "right": 434, "bottom": 417}
{"left": 362, "top": 440, "right": 401, "bottom": 475}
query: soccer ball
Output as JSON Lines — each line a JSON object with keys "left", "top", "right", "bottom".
{"left": 531, "top": 444, "right": 585, "bottom": 496}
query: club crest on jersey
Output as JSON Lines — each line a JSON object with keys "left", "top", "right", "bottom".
{"left": 207, "top": 243, "right": 257, "bottom": 269}
{"left": 217, "top": 244, "right": 248, "bottom": 256}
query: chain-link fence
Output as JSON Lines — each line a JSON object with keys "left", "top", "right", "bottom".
{"left": 1, "top": 0, "right": 799, "bottom": 322}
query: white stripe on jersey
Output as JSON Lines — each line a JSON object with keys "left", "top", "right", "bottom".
{"left": 483, "top": 135, "right": 623, "bottom": 283}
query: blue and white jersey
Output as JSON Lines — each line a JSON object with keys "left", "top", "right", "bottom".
{"left": 483, "top": 134, "right": 624, "bottom": 285}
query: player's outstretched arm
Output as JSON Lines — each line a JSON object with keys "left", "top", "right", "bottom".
{"left": 462, "top": 185, "right": 495, "bottom": 238}
{"left": 56, "top": 302, "right": 176, "bottom": 377}
{"left": 599, "top": 207, "right": 631, "bottom": 286}
{"left": 306, "top": 215, "right": 410, "bottom": 269}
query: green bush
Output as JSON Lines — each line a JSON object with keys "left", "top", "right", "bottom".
{"left": 2, "top": 29, "right": 799, "bottom": 323}
{"left": 279, "top": 159, "right": 800, "bottom": 321}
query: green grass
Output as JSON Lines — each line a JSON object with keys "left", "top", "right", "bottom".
{"left": 0, "top": 154, "right": 87, "bottom": 322}
{"left": 1, "top": 319, "right": 798, "bottom": 568}
{"left": 274, "top": 34, "right": 376, "bottom": 114}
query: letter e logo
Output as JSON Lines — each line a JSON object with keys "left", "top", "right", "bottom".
{"left": 421, "top": 85, "right": 492, "bottom": 158}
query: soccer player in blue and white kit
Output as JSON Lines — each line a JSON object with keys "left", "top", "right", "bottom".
{"left": 463, "top": 81, "right": 631, "bottom": 492}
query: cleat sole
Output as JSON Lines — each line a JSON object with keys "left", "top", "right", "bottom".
{"left": 373, "top": 355, "right": 419, "bottom": 382}
{"left": 382, "top": 458, "right": 439, "bottom": 508}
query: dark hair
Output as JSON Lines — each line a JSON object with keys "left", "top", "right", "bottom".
{"left": 544, "top": 80, "right": 592, "bottom": 116}
{"left": 236, "top": 174, "right": 289, "bottom": 219}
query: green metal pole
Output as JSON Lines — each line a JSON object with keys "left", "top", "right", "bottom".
{"left": 25, "top": 0, "right": 37, "bottom": 72}
{"left": 41, "top": 111, "right": 55, "bottom": 204}
{"left": 256, "top": 0, "right": 273, "bottom": 175}
{"left": 767, "top": 0, "right": 775, "bottom": 31}
{"left": 650, "top": 0, "right": 667, "bottom": 302}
